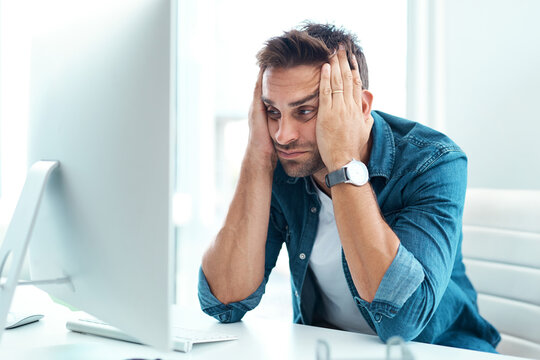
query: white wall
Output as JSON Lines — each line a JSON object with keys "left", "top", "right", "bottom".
{"left": 408, "top": 0, "right": 540, "bottom": 190}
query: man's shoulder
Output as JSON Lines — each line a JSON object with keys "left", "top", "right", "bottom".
{"left": 373, "top": 111, "right": 466, "bottom": 176}
{"left": 375, "top": 111, "right": 462, "bottom": 152}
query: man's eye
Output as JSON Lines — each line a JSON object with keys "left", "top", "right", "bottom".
{"left": 266, "top": 108, "right": 281, "bottom": 119}
{"left": 296, "top": 108, "right": 317, "bottom": 120}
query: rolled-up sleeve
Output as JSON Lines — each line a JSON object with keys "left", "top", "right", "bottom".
{"left": 356, "top": 244, "right": 425, "bottom": 315}
{"left": 353, "top": 149, "right": 468, "bottom": 341}
{"left": 198, "top": 267, "right": 267, "bottom": 323}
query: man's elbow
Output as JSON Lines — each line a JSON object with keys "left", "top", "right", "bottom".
{"left": 212, "top": 309, "right": 246, "bottom": 324}
{"left": 376, "top": 319, "right": 426, "bottom": 343}
{"left": 372, "top": 286, "right": 437, "bottom": 343}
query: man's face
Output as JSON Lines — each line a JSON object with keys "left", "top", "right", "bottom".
{"left": 262, "top": 65, "right": 325, "bottom": 178}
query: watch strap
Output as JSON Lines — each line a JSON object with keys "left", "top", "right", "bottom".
{"left": 325, "top": 168, "right": 348, "bottom": 188}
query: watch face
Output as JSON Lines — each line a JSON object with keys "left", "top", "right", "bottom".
{"left": 346, "top": 161, "right": 369, "bottom": 185}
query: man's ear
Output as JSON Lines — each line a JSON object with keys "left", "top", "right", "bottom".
{"left": 361, "top": 90, "right": 374, "bottom": 118}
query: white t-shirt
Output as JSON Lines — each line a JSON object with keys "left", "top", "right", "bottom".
{"left": 308, "top": 178, "right": 376, "bottom": 335}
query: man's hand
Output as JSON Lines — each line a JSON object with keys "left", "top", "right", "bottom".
{"left": 316, "top": 46, "right": 373, "bottom": 172}
{"left": 247, "top": 69, "right": 277, "bottom": 168}
{"left": 316, "top": 48, "right": 399, "bottom": 303}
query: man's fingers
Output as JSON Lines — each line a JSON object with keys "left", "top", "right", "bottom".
{"left": 337, "top": 46, "right": 354, "bottom": 100}
{"left": 319, "top": 63, "right": 332, "bottom": 109}
{"left": 351, "top": 55, "right": 363, "bottom": 106}
{"left": 329, "top": 51, "right": 344, "bottom": 98}
{"left": 251, "top": 68, "right": 265, "bottom": 113}
{"left": 253, "top": 69, "right": 263, "bottom": 99}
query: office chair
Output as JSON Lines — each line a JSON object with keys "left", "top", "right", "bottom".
{"left": 462, "top": 188, "right": 540, "bottom": 359}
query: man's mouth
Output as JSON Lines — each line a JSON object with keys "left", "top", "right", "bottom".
{"left": 276, "top": 149, "right": 308, "bottom": 159}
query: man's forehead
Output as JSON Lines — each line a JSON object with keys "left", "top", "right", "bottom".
{"left": 262, "top": 65, "right": 321, "bottom": 86}
{"left": 261, "top": 65, "right": 321, "bottom": 104}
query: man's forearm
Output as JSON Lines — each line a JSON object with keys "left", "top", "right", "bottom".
{"left": 201, "top": 150, "right": 274, "bottom": 304}
{"left": 331, "top": 182, "right": 400, "bottom": 303}
{"left": 314, "top": 45, "right": 396, "bottom": 302}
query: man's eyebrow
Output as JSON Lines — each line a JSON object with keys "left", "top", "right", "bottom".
{"left": 261, "top": 90, "right": 319, "bottom": 108}
{"left": 261, "top": 96, "right": 274, "bottom": 106}
{"left": 289, "top": 91, "right": 319, "bottom": 107}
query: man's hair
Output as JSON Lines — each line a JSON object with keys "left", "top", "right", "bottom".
{"left": 256, "top": 22, "right": 369, "bottom": 89}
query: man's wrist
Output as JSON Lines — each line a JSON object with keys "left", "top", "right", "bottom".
{"left": 325, "top": 154, "right": 360, "bottom": 173}
{"left": 326, "top": 160, "right": 350, "bottom": 173}
{"left": 325, "top": 159, "right": 369, "bottom": 188}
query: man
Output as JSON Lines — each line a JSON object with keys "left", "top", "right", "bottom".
{"left": 198, "top": 23, "right": 500, "bottom": 352}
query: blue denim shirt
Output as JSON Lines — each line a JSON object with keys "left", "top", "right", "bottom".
{"left": 198, "top": 111, "right": 500, "bottom": 352}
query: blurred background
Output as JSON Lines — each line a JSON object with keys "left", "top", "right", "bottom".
{"left": 1, "top": 0, "right": 539, "bottom": 322}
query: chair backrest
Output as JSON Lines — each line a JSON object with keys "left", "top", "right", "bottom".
{"left": 462, "top": 188, "right": 540, "bottom": 358}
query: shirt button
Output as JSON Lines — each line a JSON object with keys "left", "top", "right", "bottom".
{"left": 285, "top": 225, "right": 289, "bottom": 231}
{"left": 374, "top": 313, "right": 382, "bottom": 323}
{"left": 310, "top": 207, "right": 317, "bottom": 213}
{"left": 295, "top": 290, "right": 299, "bottom": 297}
{"left": 299, "top": 253, "right": 306, "bottom": 260}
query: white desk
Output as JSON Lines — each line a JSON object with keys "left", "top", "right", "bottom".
{"left": 0, "top": 287, "right": 529, "bottom": 360}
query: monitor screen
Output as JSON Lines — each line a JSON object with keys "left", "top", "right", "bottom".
{"left": 23, "top": 0, "right": 176, "bottom": 351}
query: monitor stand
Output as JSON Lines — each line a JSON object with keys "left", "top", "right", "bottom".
{"left": 0, "top": 160, "right": 72, "bottom": 343}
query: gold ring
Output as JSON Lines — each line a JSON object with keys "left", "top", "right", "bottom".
{"left": 332, "top": 90, "right": 344, "bottom": 94}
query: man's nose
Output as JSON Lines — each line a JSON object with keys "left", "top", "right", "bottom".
{"left": 274, "top": 116, "right": 299, "bottom": 146}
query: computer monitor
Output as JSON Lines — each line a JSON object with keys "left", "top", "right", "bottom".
{"left": 0, "top": 0, "right": 176, "bottom": 351}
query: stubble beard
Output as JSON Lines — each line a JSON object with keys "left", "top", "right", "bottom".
{"left": 276, "top": 145, "right": 326, "bottom": 178}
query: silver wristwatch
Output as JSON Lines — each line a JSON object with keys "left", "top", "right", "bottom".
{"left": 325, "top": 159, "right": 369, "bottom": 188}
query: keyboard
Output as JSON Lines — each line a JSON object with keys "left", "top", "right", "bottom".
{"left": 66, "top": 316, "right": 238, "bottom": 353}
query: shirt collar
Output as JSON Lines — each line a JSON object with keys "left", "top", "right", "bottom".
{"left": 368, "top": 111, "right": 395, "bottom": 181}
